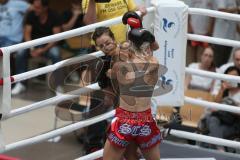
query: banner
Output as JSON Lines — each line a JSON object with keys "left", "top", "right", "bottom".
{"left": 152, "top": 0, "right": 188, "bottom": 106}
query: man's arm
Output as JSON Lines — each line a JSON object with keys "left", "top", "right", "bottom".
{"left": 40, "top": 26, "right": 61, "bottom": 53}
{"left": 24, "top": 24, "right": 32, "bottom": 42}
{"left": 83, "top": 0, "right": 97, "bottom": 25}
{"left": 62, "top": 14, "right": 80, "bottom": 31}
{"left": 30, "top": 26, "right": 61, "bottom": 57}
{"left": 62, "top": 7, "right": 82, "bottom": 31}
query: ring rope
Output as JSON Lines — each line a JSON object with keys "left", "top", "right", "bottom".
{"left": 185, "top": 68, "right": 240, "bottom": 83}
{"left": 4, "top": 89, "right": 240, "bottom": 122}
{"left": 170, "top": 129, "right": 240, "bottom": 149}
{"left": 3, "top": 8, "right": 154, "bottom": 54}
{"left": 76, "top": 149, "right": 103, "bottom": 160}
{"left": 3, "top": 107, "right": 240, "bottom": 154}
{"left": 3, "top": 83, "right": 100, "bottom": 120}
{"left": 189, "top": 8, "right": 240, "bottom": 21}
{"left": 76, "top": 150, "right": 221, "bottom": 160}
{"left": 188, "top": 34, "right": 240, "bottom": 48}
{"left": 6, "top": 19, "right": 119, "bottom": 54}
{"left": 75, "top": 129, "right": 240, "bottom": 160}
{"left": 3, "top": 110, "right": 114, "bottom": 153}
{"left": 12, "top": 51, "right": 104, "bottom": 84}
{"left": 184, "top": 97, "right": 240, "bottom": 114}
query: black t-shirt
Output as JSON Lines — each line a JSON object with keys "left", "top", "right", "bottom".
{"left": 62, "top": 10, "right": 85, "bottom": 29}
{"left": 25, "top": 9, "right": 61, "bottom": 40}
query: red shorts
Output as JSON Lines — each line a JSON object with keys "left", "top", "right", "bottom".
{"left": 107, "top": 107, "right": 161, "bottom": 150}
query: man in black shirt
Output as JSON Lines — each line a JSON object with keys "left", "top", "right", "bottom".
{"left": 12, "top": 0, "right": 62, "bottom": 95}
{"left": 62, "top": 0, "right": 85, "bottom": 31}
{"left": 61, "top": 0, "right": 92, "bottom": 55}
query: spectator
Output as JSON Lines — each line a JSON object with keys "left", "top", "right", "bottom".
{"left": 212, "top": 0, "right": 238, "bottom": 67}
{"left": 61, "top": 0, "right": 93, "bottom": 82}
{"left": 199, "top": 67, "right": 240, "bottom": 151}
{"left": 185, "top": 47, "right": 216, "bottom": 92}
{"left": 212, "top": 48, "right": 240, "bottom": 97}
{"left": 0, "top": 0, "right": 32, "bottom": 75}
{"left": 62, "top": 0, "right": 84, "bottom": 32}
{"left": 11, "top": 0, "right": 62, "bottom": 95}
{"left": 82, "top": 0, "right": 146, "bottom": 43}
{"left": 215, "top": 66, "right": 240, "bottom": 104}
{"left": 62, "top": 0, "right": 92, "bottom": 55}
{"left": 0, "top": 0, "right": 31, "bottom": 47}
{"left": 184, "top": 0, "right": 214, "bottom": 65}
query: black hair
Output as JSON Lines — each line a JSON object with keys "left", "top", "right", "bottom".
{"left": 92, "top": 27, "right": 115, "bottom": 44}
{"left": 41, "top": 0, "right": 48, "bottom": 6}
{"left": 31, "top": 0, "right": 48, "bottom": 6}
{"left": 71, "top": 0, "right": 82, "bottom": 4}
{"left": 222, "top": 66, "right": 240, "bottom": 97}
{"left": 224, "top": 66, "right": 240, "bottom": 75}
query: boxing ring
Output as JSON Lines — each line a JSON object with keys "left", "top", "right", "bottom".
{"left": 0, "top": 1, "right": 240, "bottom": 160}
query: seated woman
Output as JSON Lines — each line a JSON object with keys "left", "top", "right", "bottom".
{"left": 199, "top": 66, "right": 240, "bottom": 150}
{"left": 215, "top": 66, "right": 240, "bottom": 105}
{"left": 185, "top": 47, "right": 216, "bottom": 91}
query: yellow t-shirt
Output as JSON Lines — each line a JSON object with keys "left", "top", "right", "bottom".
{"left": 82, "top": 0, "right": 137, "bottom": 43}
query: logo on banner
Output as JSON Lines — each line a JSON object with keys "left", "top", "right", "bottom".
{"left": 162, "top": 18, "right": 175, "bottom": 32}
{"left": 161, "top": 76, "right": 173, "bottom": 86}
{"left": 160, "top": 13, "right": 181, "bottom": 38}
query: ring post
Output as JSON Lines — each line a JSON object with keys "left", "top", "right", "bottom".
{"left": 152, "top": 0, "right": 188, "bottom": 106}
{"left": 0, "top": 47, "right": 11, "bottom": 116}
{"left": 0, "top": 47, "right": 11, "bottom": 151}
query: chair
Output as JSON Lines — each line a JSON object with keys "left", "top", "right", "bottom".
{"left": 28, "top": 56, "right": 52, "bottom": 83}
{"left": 157, "top": 106, "right": 174, "bottom": 122}
{"left": 60, "top": 33, "right": 92, "bottom": 59}
{"left": 180, "top": 89, "right": 214, "bottom": 128}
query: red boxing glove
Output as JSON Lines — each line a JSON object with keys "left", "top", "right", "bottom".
{"left": 122, "top": 11, "right": 142, "bottom": 29}
{"left": 127, "top": 18, "right": 142, "bottom": 29}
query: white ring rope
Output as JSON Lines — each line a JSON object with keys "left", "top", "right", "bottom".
{"left": 3, "top": 106, "right": 240, "bottom": 153}
{"left": 185, "top": 68, "right": 240, "bottom": 83}
{"left": 188, "top": 8, "right": 240, "bottom": 22}
{"left": 13, "top": 51, "right": 104, "bottom": 83}
{"left": 170, "top": 129, "right": 240, "bottom": 149}
{"left": 75, "top": 129, "right": 240, "bottom": 160}
{"left": 4, "top": 86, "right": 240, "bottom": 121}
{"left": 3, "top": 83, "right": 100, "bottom": 120}
{"left": 187, "top": 34, "right": 240, "bottom": 48}
{"left": 184, "top": 97, "right": 240, "bottom": 114}
{"left": 6, "top": 19, "right": 118, "bottom": 54}
{"left": 3, "top": 7, "right": 155, "bottom": 54}
{"left": 76, "top": 149, "right": 103, "bottom": 160}
{"left": 3, "top": 110, "right": 115, "bottom": 153}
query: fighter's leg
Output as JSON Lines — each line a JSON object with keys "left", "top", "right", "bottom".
{"left": 124, "top": 142, "right": 139, "bottom": 160}
{"left": 141, "top": 143, "right": 160, "bottom": 160}
{"left": 103, "top": 139, "right": 126, "bottom": 160}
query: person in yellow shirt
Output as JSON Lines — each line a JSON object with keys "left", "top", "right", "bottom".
{"left": 82, "top": 0, "right": 146, "bottom": 43}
